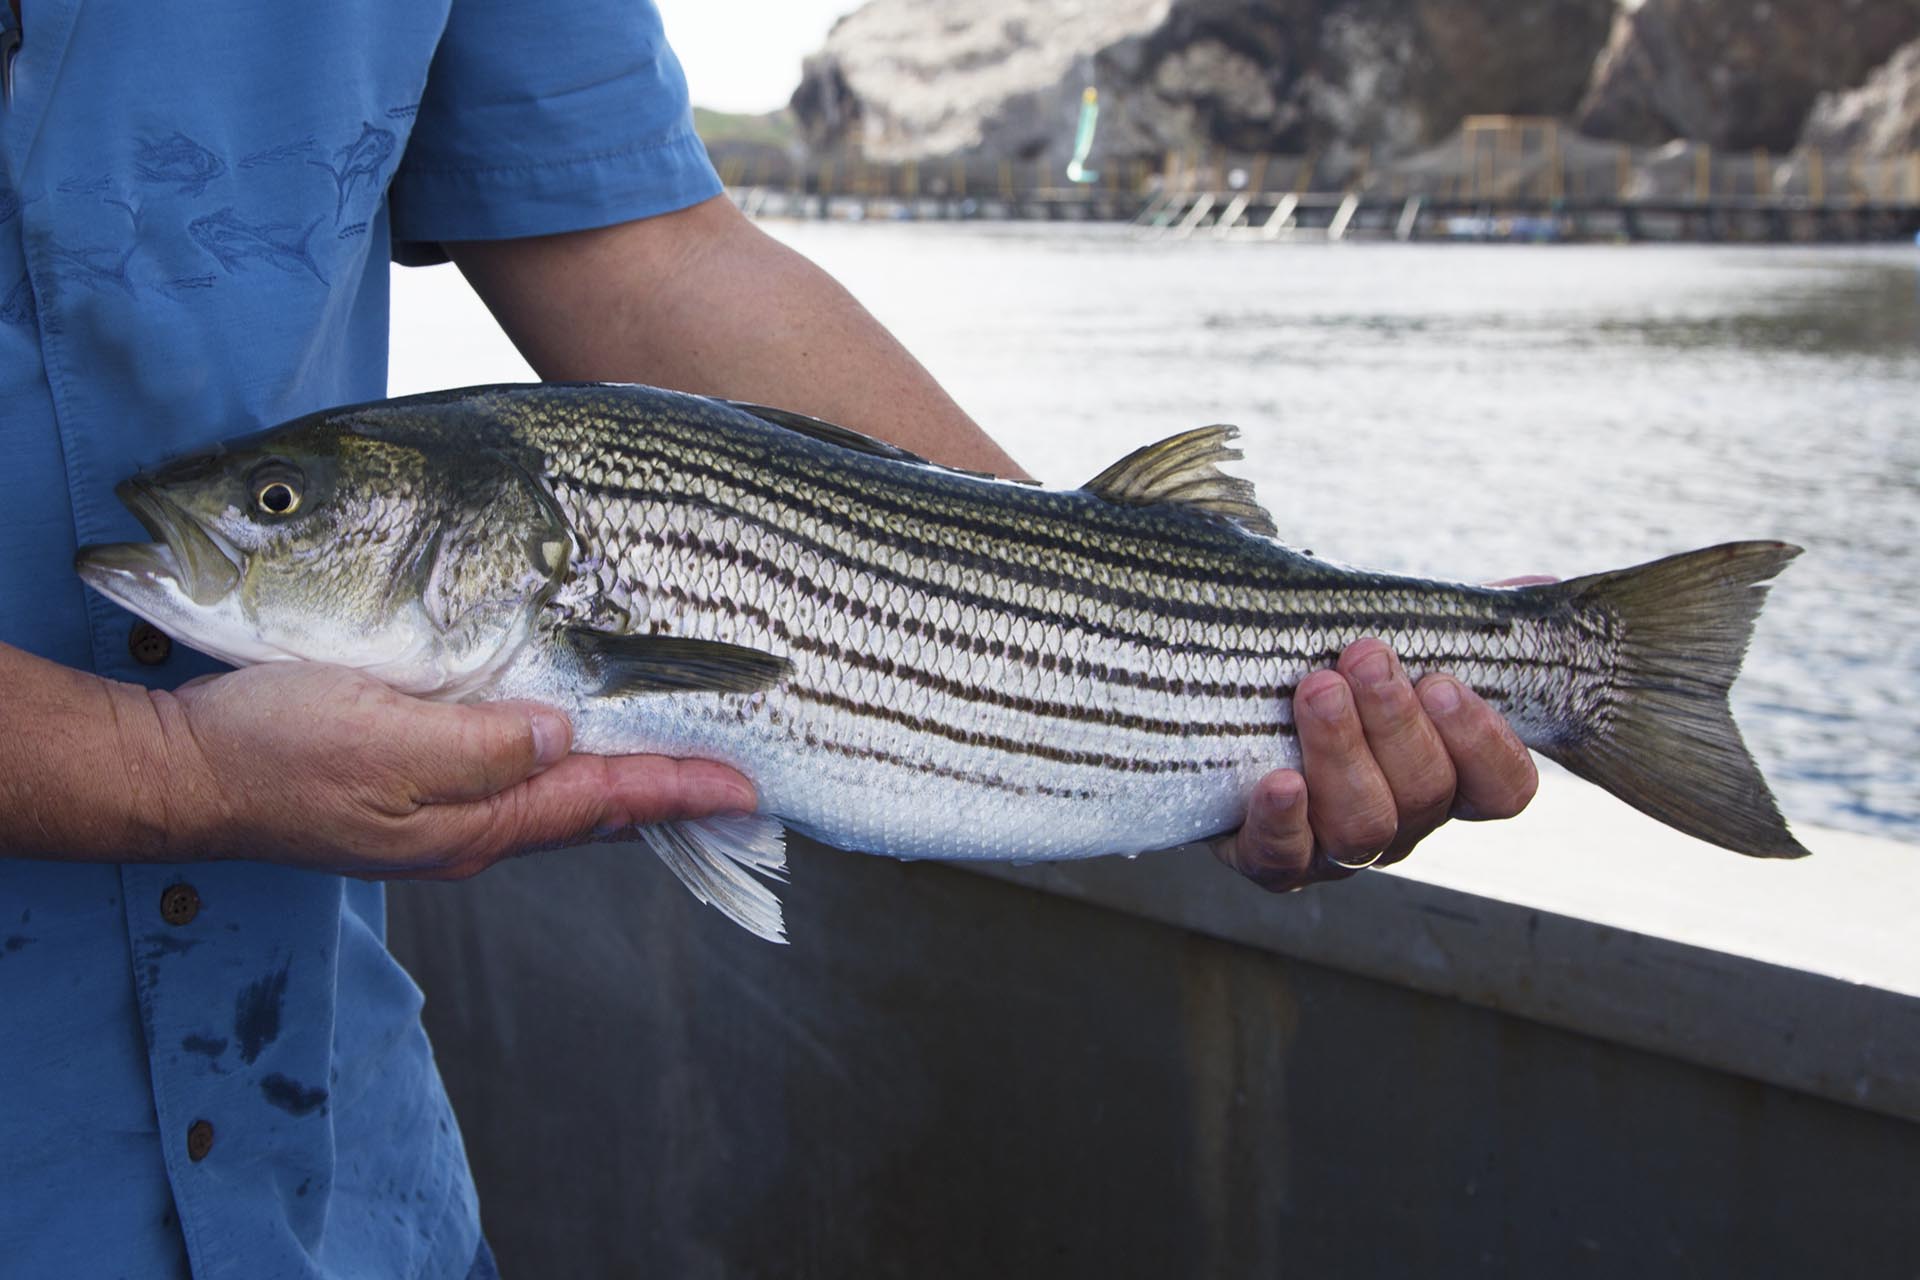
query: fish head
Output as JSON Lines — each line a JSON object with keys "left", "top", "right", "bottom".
{"left": 77, "top": 414, "right": 574, "bottom": 696}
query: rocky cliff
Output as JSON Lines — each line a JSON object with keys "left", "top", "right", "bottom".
{"left": 788, "top": 0, "right": 1920, "bottom": 165}
{"left": 1574, "top": 0, "right": 1920, "bottom": 151}
{"left": 1799, "top": 36, "right": 1920, "bottom": 155}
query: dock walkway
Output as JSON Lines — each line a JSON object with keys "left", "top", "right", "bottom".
{"left": 724, "top": 118, "right": 1920, "bottom": 243}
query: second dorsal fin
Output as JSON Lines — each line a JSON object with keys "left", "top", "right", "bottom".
{"left": 1082, "top": 425, "right": 1277, "bottom": 537}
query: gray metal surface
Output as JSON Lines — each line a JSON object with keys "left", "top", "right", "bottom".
{"left": 389, "top": 839, "right": 1920, "bottom": 1278}
{"left": 973, "top": 843, "right": 1920, "bottom": 1125}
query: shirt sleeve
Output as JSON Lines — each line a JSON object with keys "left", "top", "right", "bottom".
{"left": 388, "top": 0, "right": 722, "bottom": 265}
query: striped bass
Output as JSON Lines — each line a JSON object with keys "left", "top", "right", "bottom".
{"left": 77, "top": 383, "right": 1807, "bottom": 941}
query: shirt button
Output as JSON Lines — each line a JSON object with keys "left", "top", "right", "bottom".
{"left": 186, "top": 1120, "right": 215, "bottom": 1162}
{"left": 129, "top": 621, "right": 172, "bottom": 665}
{"left": 159, "top": 883, "right": 201, "bottom": 927}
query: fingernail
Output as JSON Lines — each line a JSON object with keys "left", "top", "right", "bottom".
{"left": 1351, "top": 649, "right": 1393, "bottom": 689}
{"left": 1306, "top": 681, "right": 1349, "bottom": 719}
{"left": 530, "top": 711, "right": 570, "bottom": 767}
{"left": 1268, "top": 784, "right": 1300, "bottom": 812}
{"left": 1251, "top": 867, "right": 1306, "bottom": 894}
{"left": 1421, "top": 678, "right": 1461, "bottom": 716}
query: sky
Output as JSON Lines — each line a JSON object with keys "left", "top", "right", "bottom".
{"left": 655, "top": 0, "right": 863, "bottom": 114}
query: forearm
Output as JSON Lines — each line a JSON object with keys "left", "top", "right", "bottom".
{"left": 0, "top": 642, "right": 199, "bottom": 860}
{"left": 448, "top": 196, "right": 1029, "bottom": 477}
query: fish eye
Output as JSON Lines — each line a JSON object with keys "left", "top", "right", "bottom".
{"left": 258, "top": 482, "right": 299, "bottom": 515}
{"left": 249, "top": 461, "right": 306, "bottom": 517}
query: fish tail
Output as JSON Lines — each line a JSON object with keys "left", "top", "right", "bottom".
{"left": 1538, "top": 540, "right": 1808, "bottom": 857}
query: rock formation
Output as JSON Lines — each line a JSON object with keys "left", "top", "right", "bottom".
{"left": 1573, "top": 0, "right": 1920, "bottom": 152}
{"left": 791, "top": 0, "right": 1615, "bottom": 167}
{"left": 787, "top": 0, "right": 1920, "bottom": 168}
{"left": 1798, "top": 36, "right": 1920, "bottom": 156}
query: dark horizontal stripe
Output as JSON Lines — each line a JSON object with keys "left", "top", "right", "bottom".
{"left": 649, "top": 577, "right": 1302, "bottom": 742}
{"left": 625, "top": 524, "right": 1308, "bottom": 702}
{"left": 790, "top": 683, "right": 1244, "bottom": 777}
{"left": 558, "top": 400, "right": 1265, "bottom": 570}
{"left": 762, "top": 704, "right": 1096, "bottom": 801}
{"left": 569, "top": 456, "right": 1281, "bottom": 626}
{"left": 573, "top": 453, "right": 1612, "bottom": 682}
{"left": 558, "top": 441, "right": 1507, "bottom": 633}
{"left": 574, "top": 481, "right": 1553, "bottom": 665}
{"left": 542, "top": 399, "right": 1605, "bottom": 675}
{"left": 641, "top": 494, "right": 1613, "bottom": 681}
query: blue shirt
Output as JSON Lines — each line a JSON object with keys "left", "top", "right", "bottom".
{"left": 0, "top": 2, "right": 720, "bottom": 1275}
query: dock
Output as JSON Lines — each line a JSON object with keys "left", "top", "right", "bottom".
{"left": 723, "top": 117, "right": 1920, "bottom": 244}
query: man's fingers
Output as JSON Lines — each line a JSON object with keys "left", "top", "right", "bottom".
{"left": 1215, "top": 770, "right": 1314, "bottom": 890}
{"left": 379, "top": 699, "right": 573, "bottom": 805}
{"left": 1295, "top": 669, "right": 1400, "bottom": 865}
{"left": 1415, "top": 675, "right": 1539, "bottom": 822}
{"left": 1338, "top": 640, "right": 1457, "bottom": 866}
{"left": 398, "top": 753, "right": 760, "bottom": 878}
{"left": 586, "top": 753, "right": 760, "bottom": 830}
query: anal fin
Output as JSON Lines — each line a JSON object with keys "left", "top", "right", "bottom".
{"left": 640, "top": 814, "right": 790, "bottom": 943}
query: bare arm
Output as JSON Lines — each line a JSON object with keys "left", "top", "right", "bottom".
{"left": 0, "top": 641, "right": 179, "bottom": 859}
{"left": 449, "top": 196, "right": 1025, "bottom": 476}
{"left": 448, "top": 198, "right": 1538, "bottom": 887}
{"left": 0, "top": 641, "right": 750, "bottom": 873}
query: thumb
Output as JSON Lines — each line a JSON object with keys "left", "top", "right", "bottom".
{"left": 387, "top": 698, "right": 574, "bottom": 804}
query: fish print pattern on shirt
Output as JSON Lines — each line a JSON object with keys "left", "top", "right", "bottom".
{"left": 239, "top": 138, "right": 319, "bottom": 171}
{"left": 134, "top": 133, "right": 228, "bottom": 197}
{"left": 41, "top": 112, "right": 409, "bottom": 298}
{"left": 0, "top": 275, "right": 31, "bottom": 326}
{"left": 309, "top": 123, "right": 398, "bottom": 222}
{"left": 47, "top": 243, "right": 139, "bottom": 296}
{"left": 189, "top": 209, "right": 329, "bottom": 285}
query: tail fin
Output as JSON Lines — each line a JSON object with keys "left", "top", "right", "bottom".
{"left": 1540, "top": 541, "right": 1809, "bottom": 858}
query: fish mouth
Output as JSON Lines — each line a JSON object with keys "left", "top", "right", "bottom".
{"left": 76, "top": 479, "right": 242, "bottom": 606}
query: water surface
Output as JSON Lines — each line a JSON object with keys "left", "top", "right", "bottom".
{"left": 763, "top": 226, "right": 1920, "bottom": 843}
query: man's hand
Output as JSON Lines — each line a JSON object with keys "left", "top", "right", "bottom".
{"left": 1214, "top": 637, "right": 1539, "bottom": 892}
{"left": 152, "top": 663, "right": 753, "bottom": 879}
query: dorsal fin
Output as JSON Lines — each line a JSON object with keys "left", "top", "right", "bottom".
{"left": 1083, "top": 425, "right": 1277, "bottom": 537}
{"left": 725, "top": 400, "right": 940, "bottom": 465}
{"left": 722, "top": 400, "right": 1039, "bottom": 486}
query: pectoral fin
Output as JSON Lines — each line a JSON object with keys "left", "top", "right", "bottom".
{"left": 1083, "top": 425, "right": 1277, "bottom": 537}
{"left": 640, "top": 814, "right": 789, "bottom": 943}
{"left": 567, "top": 627, "right": 793, "bottom": 697}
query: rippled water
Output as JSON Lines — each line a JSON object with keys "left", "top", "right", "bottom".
{"left": 760, "top": 225, "right": 1920, "bottom": 843}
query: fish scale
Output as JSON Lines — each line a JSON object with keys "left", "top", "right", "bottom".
{"left": 76, "top": 383, "right": 1809, "bottom": 942}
